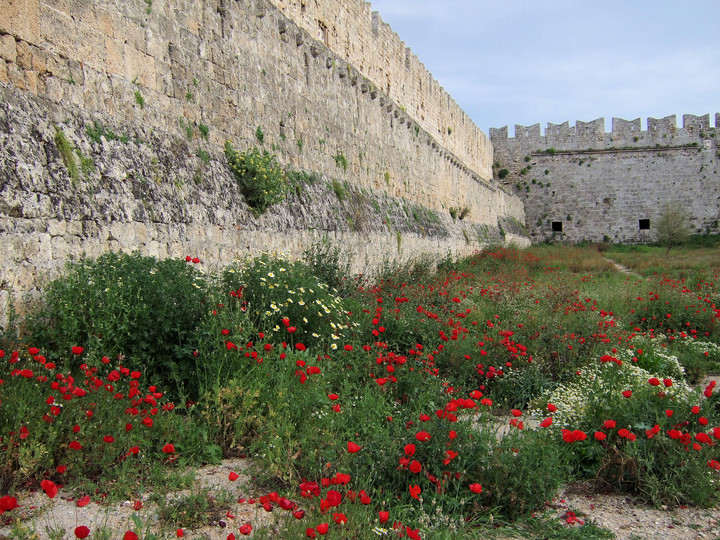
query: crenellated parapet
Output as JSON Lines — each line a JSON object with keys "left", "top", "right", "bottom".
{"left": 491, "top": 114, "right": 718, "bottom": 153}
{"left": 491, "top": 113, "right": 720, "bottom": 245}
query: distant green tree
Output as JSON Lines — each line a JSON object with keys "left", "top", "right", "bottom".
{"left": 656, "top": 204, "right": 690, "bottom": 254}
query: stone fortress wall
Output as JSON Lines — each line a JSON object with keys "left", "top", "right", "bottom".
{"left": 0, "top": 0, "right": 526, "bottom": 326}
{"left": 270, "top": 0, "right": 492, "bottom": 181}
{"left": 490, "top": 114, "right": 720, "bottom": 243}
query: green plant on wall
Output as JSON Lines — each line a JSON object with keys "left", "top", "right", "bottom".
{"left": 54, "top": 127, "right": 80, "bottom": 185}
{"left": 330, "top": 179, "right": 346, "bottom": 202}
{"left": 255, "top": 126, "right": 265, "bottom": 145}
{"left": 333, "top": 151, "right": 348, "bottom": 173}
{"left": 134, "top": 90, "right": 145, "bottom": 109}
{"left": 449, "top": 207, "right": 458, "bottom": 220}
{"left": 224, "top": 142, "right": 288, "bottom": 214}
{"left": 498, "top": 168, "right": 509, "bottom": 179}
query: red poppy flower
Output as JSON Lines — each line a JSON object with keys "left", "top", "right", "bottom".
{"left": 239, "top": 523, "right": 252, "bottom": 535}
{"left": 320, "top": 490, "right": 339, "bottom": 508}
{"left": 306, "top": 529, "right": 317, "bottom": 538}
{"left": 123, "top": 533, "right": 139, "bottom": 540}
{"left": 648, "top": 377, "right": 660, "bottom": 386}
{"left": 409, "top": 484, "right": 421, "bottom": 500}
{"left": 176, "top": 530, "right": 184, "bottom": 538}
{"left": 692, "top": 405, "right": 701, "bottom": 414}
{"left": 71, "top": 346, "right": 84, "bottom": 355}
{"left": 409, "top": 460, "right": 422, "bottom": 473}
{"left": 540, "top": 417, "right": 552, "bottom": 428}
{"left": 415, "top": 431, "right": 431, "bottom": 442}
{"left": 41, "top": 479, "right": 58, "bottom": 498}
{"left": 379, "top": 510, "right": 390, "bottom": 524}
{"left": 295, "top": 343, "right": 306, "bottom": 351}
{"left": 77, "top": 495, "right": 91, "bottom": 507}
{"left": 618, "top": 428, "right": 631, "bottom": 439}
{"left": 622, "top": 390, "right": 632, "bottom": 398}
{"left": 343, "top": 344, "right": 353, "bottom": 351}
{"left": 594, "top": 431, "right": 607, "bottom": 441}
{"left": 103, "top": 435, "right": 115, "bottom": 444}
{"left": 162, "top": 443, "right": 175, "bottom": 453}
{"left": 332, "top": 512, "right": 348, "bottom": 525}
{"left": 0, "top": 495, "right": 19, "bottom": 513}
{"left": 547, "top": 403, "right": 558, "bottom": 412}
{"left": 69, "top": 441, "right": 82, "bottom": 450}
{"left": 316, "top": 523, "right": 329, "bottom": 535}
{"left": 74, "top": 526, "right": 90, "bottom": 539}
{"left": 229, "top": 471, "right": 239, "bottom": 481}
{"left": 469, "top": 483, "right": 482, "bottom": 494}
{"left": 294, "top": 510, "right": 305, "bottom": 519}
{"left": 603, "top": 420, "right": 616, "bottom": 429}
{"left": 406, "top": 526, "right": 422, "bottom": 540}
{"left": 347, "top": 441, "right": 361, "bottom": 453}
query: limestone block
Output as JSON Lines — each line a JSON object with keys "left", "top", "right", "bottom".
{"left": 24, "top": 69, "right": 37, "bottom": 94}
{"left": 0, "top": 61, "right": 8, "bottom": 84}
{"left": 105, "top": 36, "right": 124, "bottom": 76}
{"left": 0, "top": 34, "right": 16, "bottom": 63}
{"left": 93, "top": 7, "right": 115, "bottom": 39}
{"left": 15, "top": 39, "right": 31, "bottom": 69}
{"left": 47, "top": 219, "right": 67, "bottom": 237}
{"left": 1, "top": 0, "right": 40, "bottom": 43}
{"left": 7, "top": 61, "right": 24, "bottom": 89}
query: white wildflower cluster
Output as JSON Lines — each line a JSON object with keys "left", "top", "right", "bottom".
{"left": 531, "top": 352, "right": 693, "bottom": 430}
{"left": 681, "top": 337, "right": 720, "bottom": 357}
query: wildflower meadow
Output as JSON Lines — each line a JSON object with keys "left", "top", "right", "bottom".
{"left": 1, "top": 241, "right": 719, "bottom": 538}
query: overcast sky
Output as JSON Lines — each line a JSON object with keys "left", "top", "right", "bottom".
{"left": 367, "top": 0, "right": 720, "bottom": 136}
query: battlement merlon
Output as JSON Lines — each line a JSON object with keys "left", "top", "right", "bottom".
{"left": 490, "top": 113, "right": 719, "bottom": 146}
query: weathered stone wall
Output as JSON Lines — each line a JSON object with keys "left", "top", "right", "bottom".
{"left": 269, "top": 0, "right": 493, "bottom": 181}
{"left": 0, "top": 0, "right": 526, "bottom": 328}
{"left": 490, "top": 115, "right": 720, "bottom": 243}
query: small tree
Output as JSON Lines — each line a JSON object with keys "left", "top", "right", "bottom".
{"left": 656, "top": 204, "right": 690, "bottom": 254}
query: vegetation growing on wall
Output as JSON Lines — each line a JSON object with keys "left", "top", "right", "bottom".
{"left": 224, "top": 142, "right": 288, "bottom": 214}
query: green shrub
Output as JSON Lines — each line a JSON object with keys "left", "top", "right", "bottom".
{"left": 27, "top": 252, "right": 211, "bottom": 397}
{"left": 302, "top": 239, "right": 352, "bottom": 294}
{"left": 221, "top": 254, "right": 349, "bottom": 350}
{"left": 471, "top": 427, "right": 568, "bottom": 519}
{"left": 224, "top": 142, "right": 288, "bottom": 214}
{"left": 498, "top": 168, "right": 509, "bottom": 179}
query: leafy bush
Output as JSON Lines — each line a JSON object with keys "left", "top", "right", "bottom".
{"left": 302, "top": 239, "right": 353, "bottom": 294}
{"left": 224, "top": 142, "right": 288, "bottom": 214}
{"left": 27, "top": 252, "right": 210, "bottom": 396}
{"left": 221, "top": 254, "right": 350, "bottom": 350}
